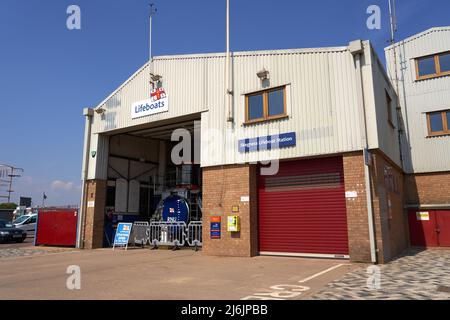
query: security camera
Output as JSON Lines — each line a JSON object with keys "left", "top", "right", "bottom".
{"left": 151, "top": 74, "right": 162, "bottom": 82}
{"left": 257, "top": 69, "right": 269, "bottom": 81}
{"left": 95, "top": 107, "right": 106, "bottom": 115}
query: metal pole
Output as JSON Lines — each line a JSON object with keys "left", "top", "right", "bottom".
{"left": 0, "top": 164, "right": 23, "bottom": 203}
{"left": 226, "top": 0, "right": 233, "bottom": 122}
{"left": 8, "top": 173, "right": 12, "bottom": 203}
{"left": 356, "top": 54, "right": 377, "bottom": 264}
{"left": 388, "top": 0, "right": 405, "bottom": 168}
{"left": 149, "top": 4, "right": 157, "bottom": 61}
{"left": 149, "top": 10, "right": 152, "bottom": 61}
{"left": 76, "top": 108, "right": 94, "bottom": 249}
{"left": 349, "top": 41, "right": 378, "bottom": 264}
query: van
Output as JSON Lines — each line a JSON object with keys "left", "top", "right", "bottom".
{"left": 13, "top": 214, "right": 37, "bottom": 233}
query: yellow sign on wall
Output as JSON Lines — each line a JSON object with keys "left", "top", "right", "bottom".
{"left": 416, "top": 212, "right": 430, "bottom": 221}
{"left": 227, "top": 216, "right": 240, "bottom": 232}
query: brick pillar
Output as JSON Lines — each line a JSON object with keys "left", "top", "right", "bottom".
{"left": 82, "top": 180, "right": 107, "bottom": 249}
{"left": 343, "top": 152, "right": 373, "bottom": 263}
{"left": 202, "top": 164, "right": 258, "bottom": 257}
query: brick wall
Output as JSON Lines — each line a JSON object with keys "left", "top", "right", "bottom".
{"left": 371, "top": 151, "right": 408, "bottom": 263}
{"left": 405, "top": 172, "right": 450, "bottom": 206}
{"left": 202, "top": 154, "right": 408, "bottom": 263}
{"left": 202, "top": 164, "right": 258, "bottom": 257}
{"left": 343, "top": 152, "right": 372, "bottom": 262}
{"left": 343, "top": 151, "right": 408, "bottom": 263}
{"left": 83, "top": 180, "right": 107, "bottom": 249}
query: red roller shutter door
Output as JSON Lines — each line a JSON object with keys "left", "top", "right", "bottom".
{"left": 258, "top": 157, "right": 349, "bottom": 257}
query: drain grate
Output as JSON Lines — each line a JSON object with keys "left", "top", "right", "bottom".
{"left": 437, "top": 286, "right": 450, "bottom": 293}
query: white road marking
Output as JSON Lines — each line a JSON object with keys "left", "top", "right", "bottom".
{"left": 298, "top": 263, "right": 348, "bottom": 283}
{"left": 242, "top": 263, "right": 351, "bottom": 300}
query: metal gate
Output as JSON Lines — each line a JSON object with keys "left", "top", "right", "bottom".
{"left": 258, "top": 157, "right": 349, "bottom": 258}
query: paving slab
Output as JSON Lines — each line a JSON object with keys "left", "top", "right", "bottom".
{"left": 311, "top": 248, "right": 450, "bottom": 300}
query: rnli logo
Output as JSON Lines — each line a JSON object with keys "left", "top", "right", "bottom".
{"left": 150, "top": 88, "right": 166, "bottom": 102}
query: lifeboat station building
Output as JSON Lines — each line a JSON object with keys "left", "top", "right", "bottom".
{"left": 78, "top": 39, "right": 410, "bottom": 264}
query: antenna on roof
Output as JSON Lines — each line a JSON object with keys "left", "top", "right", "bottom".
{"left": 388, "top": 0, "right": 397, "bottom": 44}
{"left": 387, "top": 0, "right": 405, "bottom": 168}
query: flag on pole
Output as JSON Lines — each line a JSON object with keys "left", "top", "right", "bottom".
{"left": 42, "top": 192, "right": 47, "bottom": 208}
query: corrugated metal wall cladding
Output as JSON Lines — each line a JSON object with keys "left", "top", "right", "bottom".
{"left": 385, "top": 28, "right": 450, "bottom": 173}
{"left": 202, "top": 49, "right": 365, "bottom": 167}
{"left": 370, "top": 50, "right": 401, "bottom": 167}
{"left": 92, "top": 60, "right": 208, "bottom": 134}
{"left": 91, "top": 47, "right": 377, "bottom": 170}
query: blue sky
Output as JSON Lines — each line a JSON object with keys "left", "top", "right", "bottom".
{"left": 0, "top": 0, "right": 449, "bottom": 206}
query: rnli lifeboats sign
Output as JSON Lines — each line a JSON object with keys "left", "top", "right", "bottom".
{"left": 131, "top": 87, "right": 168, "bottom": 119}
{"left": 113, "top": 223, "right": 133, "bottom": 250}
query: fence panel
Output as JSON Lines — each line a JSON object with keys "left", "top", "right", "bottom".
{"left": 187, "top": 221, "right": 203, "bottom": 249}
{"left": 133, "top": 221, "right": 150, "bottom": 246}
{"left": 149, "top": 221, "right": 187, "bottom": 248}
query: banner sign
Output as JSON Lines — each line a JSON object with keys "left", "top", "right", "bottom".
{"left": 131, "top": 87, "right": 168, "bottom": 119}
{"left": 210, "top": 216, "right": 221, "bottom": 239}
{"left": 238, "top": 132, "right": 296, "bottom": 153}
{"left": 113, "top": 223, "right": 133, "bottom": 250}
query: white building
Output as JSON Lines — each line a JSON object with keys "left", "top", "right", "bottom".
{"left": 385, "top": 26, "right": 450, "bottom": 248}
{"left": 79, "top": 39, "right": 409, "bottom": 263}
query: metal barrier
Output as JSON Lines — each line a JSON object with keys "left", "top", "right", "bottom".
{"left": 149, "top": 221, "right": 187, "bottom": 249}
{"left": 133, "top": 221, "right": 150, "bottom": 246}
{"left": 187, "top": 221, "right": 203, "bottom": 250}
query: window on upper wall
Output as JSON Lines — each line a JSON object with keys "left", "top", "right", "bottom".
{"left": 386, "top": 91, "right": 394, "bottom": 127}
{"left": 439, "top": 52, "right": 450, "bottom": 73}
{"left": 245, "top": 86, "right": 287, "bottom": 124}
{"left": 415, "top": 51, "right": 450, "bottom": 80}
{"left": 427, "top": 110, "right": 450, "bottom": 136}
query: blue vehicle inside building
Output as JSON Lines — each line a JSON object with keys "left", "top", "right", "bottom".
{"left": 102, "top": 126, "right": 202, "bottom": 247}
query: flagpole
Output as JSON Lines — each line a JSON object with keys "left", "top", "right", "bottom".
{"left": 149, "top": 4, "right": 157, "bottom": 61}
{"left": 226, "top": 0, "right": 233, "bottom": 122}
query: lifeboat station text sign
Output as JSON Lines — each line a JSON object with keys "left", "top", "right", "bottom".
{"left": 238, "top": 132, "right": 297, "bottom": 153}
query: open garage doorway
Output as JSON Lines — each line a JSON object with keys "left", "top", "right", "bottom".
{"left": 103, "top": 116, "right": 202, "bottom": 247}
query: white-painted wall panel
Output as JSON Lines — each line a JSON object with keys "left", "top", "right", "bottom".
{"left": 385, "top": 27, "right": 450, "bottom": 173}
{"left": 87, "top": 44, "right": 399, "bottom": 175}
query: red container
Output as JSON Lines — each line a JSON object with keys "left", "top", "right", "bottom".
{"left": 35, "top": 209, "right": 78, "bottom": 247}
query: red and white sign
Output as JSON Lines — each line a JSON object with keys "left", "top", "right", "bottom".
{"left": 131, "top": 87, "right": 168, "bottom": 119}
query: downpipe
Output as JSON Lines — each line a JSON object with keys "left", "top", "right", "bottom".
{"left": 76, "top": 108, "right": 94, "bottom": 249}
{"left": 350, "top": 41, "right": 378, "bottom": 264}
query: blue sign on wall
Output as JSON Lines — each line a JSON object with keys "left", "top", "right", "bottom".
{"left": 210, "top": 217, "right": 221, "bottom": 239}
{"left": 113, "top": 223, "right": 133, "bottom": 249}
{"left": 238, "top": 132, "right": 297, "bottom": 153}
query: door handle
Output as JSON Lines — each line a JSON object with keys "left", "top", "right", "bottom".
{"left": 436, "top": 229, "right": 441, "bottom": 234}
